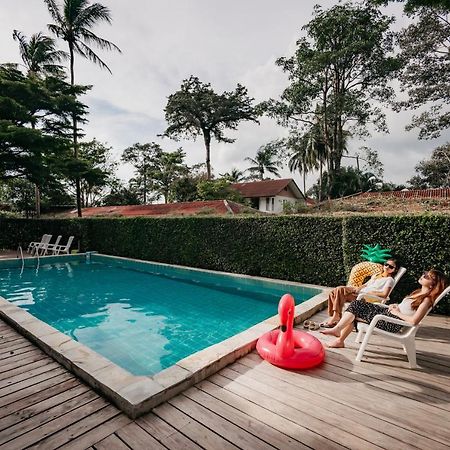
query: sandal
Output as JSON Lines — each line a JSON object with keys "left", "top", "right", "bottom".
{"left": 320, "top": 321, "right": 338, "bottom": 328}
{"left": 308, "top": 322, "right": 320, "bottom": 331}
{"left": 303, "top": 320, "right": 312, "bottom": 329}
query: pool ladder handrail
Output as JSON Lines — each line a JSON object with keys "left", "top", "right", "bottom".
{"left": 35, "top": 246, "right": 40, "bottom": 274}
{"left": 17, "top": 245, "right": 25, "bottom": 277}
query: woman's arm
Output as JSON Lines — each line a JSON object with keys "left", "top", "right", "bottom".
{"left": 389, "top": 299, "right": 432, "bottom": 325}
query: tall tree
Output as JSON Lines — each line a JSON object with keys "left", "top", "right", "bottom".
{"left": 13, "top": 30, "right": 66, "bottom": 216}
{"left": 265, "top": 3, "right": 399, "bottom": 196}
{"left": 219, "top": 168, "right": 247, "bottom": 183}
{"left": 44, "top": 0, "right": 121, "bottom": 217}
{"left": 163, "top": 76, "right": 259, "bottom": 179}
{"left": 121, "top": 142, "right": 160, "bottom": 204}
{"left": 245, "top": 143, "right": 281, "bottom": 180}
{"left": 408, "top": 143, "right": 450, "bottom": 188}
{"left": 396, "top": 6, "right": 450, "bottom": 138}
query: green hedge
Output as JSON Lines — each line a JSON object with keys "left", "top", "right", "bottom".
{"left": 0, "top": 214, "right": 449, "bottom": 314}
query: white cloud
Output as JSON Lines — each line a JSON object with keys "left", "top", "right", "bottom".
{"left": 1, "top": 0, "right": 448, "bottom": 189}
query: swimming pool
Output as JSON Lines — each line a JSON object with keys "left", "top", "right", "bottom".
{"left": 0, "top": 253, "right": 320, "bottom": 376}
{"left": 0, "top": 253, "right": 327, "bottom": 418}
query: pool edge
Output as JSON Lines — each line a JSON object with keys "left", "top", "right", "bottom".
{"left": 0, "top": 257, "right": 330, "bottom": 418}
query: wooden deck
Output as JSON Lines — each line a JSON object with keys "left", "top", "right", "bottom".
{"left": 0, "top": 310, "right": 449, "bottom": 450}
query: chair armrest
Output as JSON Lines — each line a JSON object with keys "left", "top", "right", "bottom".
{"left": 356, "top": 293, "right": 389, "bottom": 304}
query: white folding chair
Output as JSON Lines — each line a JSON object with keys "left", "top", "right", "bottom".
{"left": 27, "top": 234, "right": 48, "bottom": 254}
{"left": 33, "top": 234, "right": 52, "bottom": 256}
{"left": 53, "top": 236, "right": 74, "bottom": 255}
{"left": 44, "top": 235, "right": 62, "bottom": 255}
{"left": 356, "top": 267, "right": 407, "bottom": 304}
{"left": 355, "top": 285, "right": 450, "bottom": 368}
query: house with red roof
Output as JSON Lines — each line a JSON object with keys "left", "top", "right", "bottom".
{"left": 231, "top": 178, "right": 306, "bottom": 213}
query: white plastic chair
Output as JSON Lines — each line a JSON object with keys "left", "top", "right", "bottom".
{"left": 44, "top": 235, "right": 62, "bottom": 255}
{"left": 33, "top": 234, "right": 52, "bottom": 256}
{"left": 27, "top": 234, "right": 48, "bottom": 254}
{"left": 53, "top": 236, "right": 74, "bottom": 255}
{"left": 356, "top": 267, "right": 407, "bottom": 304}
{"left": 355, "top": 285, "right": 450, "bottom": 368}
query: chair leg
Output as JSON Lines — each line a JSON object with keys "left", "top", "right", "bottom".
{"left": 355, "top": 328, "right": 364, "bottom": 343}
{"left": 355, "top": 330, "right": 373, "bottom": 362}
{"left": 402, "top": 339, "right": 417, "bottom": 369}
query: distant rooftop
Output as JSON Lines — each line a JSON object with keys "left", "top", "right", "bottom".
{"left": 231, "top": 178, "right": 305, "bottom": 199}
{"left": 357, "top": 188, "right": 450, "bottom": 199}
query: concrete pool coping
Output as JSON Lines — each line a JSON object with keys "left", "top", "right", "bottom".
{"left": 0, "top": 253, "right": 330, "bottom": 418}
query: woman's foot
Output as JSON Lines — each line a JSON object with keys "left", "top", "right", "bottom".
{"left": 320, "top": 327, "right": 340, "bottom": 337}
{"left": 327, "top": 339, "right": 345, "bottom": 348}
{"left": 320, "top": 321, "right": 338, "bottom": 328}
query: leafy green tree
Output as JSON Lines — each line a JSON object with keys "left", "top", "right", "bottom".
{"left": 196, "top": 179, "right": 244, "bottom": 202}
{"left": 245, "top": 143, "right": 281, "bottom": 180}
{"left": 13, "top": 30, "right": 67, "bottom": 216}
{"left": 149, "top": 148, "right": 188, "bottom": 203}
{"left": 265, "top": 3, "right": 399, "bottom": 196}
{"left": 370, "top": 0, "right": 449, "bottom": 13}
{"left": 0, "top": 178, "right": 35, "bottom": 218}
{"left": 102, "top": 180, "right": 141, "bottom": 206}
{"left": 121, "top": 142, "right": 160, "bottom": 204}
{"left": 396, "top": 6, "right": 450, "bottom": 138}
{"left": 219, "top": 168, "right": 247, "bottom": 183}
{"left": 163, "top": 76, "right": 259, "bottom": 179}
{"left": 45, "top": 0, "right": 121, "bottom": 217}
{"left": 171, "top": 164, "right": 207, "bottom": 203}
{"left": 408, "top": 143, "right": 450, "bottom": 188}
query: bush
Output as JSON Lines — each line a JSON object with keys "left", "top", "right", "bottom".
{"left": 1, "top": 214, "right": 448, "bottom": 314}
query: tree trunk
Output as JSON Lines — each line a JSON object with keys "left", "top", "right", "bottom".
{"left": 203, "top": 131, "right": 212, "bottom": 180}
{"left": 35, "top": 184, "right": 41, "bottom": 218}
{"left": 69, "top": 44, "right": 82, "bottom": 218}
{"left": 319, "top": 161, "right": 323, "bottom": 202}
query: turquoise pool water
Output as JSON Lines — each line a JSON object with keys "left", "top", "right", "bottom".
{"left": 0, "top": 256, "right": 318, "bottom": 375}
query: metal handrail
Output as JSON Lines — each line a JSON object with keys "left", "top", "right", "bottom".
{"left": 17, "top": 245, "right": 24, "bottom": 277}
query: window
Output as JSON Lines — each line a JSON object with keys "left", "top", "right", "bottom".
{"left": 265, "top": 198, "right": 270, "bottom": 210}
{"left": 271, "top": 197, "right": 275, "bottom": 211}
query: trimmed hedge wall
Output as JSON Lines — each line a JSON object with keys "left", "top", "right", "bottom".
{"left": 1, "top": 214, "right": 449, "bottom": 314}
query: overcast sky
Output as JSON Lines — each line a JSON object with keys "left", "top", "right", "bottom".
{"left": 1, "top": 0, "right": 449, "bottom": 190}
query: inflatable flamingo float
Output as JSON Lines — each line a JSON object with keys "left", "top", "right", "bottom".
{"left": 256, "top": 294, "right": 325, "bottom": 369}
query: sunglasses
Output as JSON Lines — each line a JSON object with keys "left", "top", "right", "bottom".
{"left": 384, "top": 263, "right": 396, "bottom": 270}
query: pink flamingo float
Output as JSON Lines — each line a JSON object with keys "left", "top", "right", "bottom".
{"left": 256, "top": 293, "right": 325, "bottom": 369}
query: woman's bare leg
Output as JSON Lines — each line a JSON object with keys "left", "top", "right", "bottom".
{"left": 327, "top": 323, "right": 354, "bottom": 348}
{"left": 320, "top": 311, "right": 355, "bottom": 338}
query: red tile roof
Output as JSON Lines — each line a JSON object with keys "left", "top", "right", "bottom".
{"left": 357, "top": 188, "right": 450, "bottom": 199}
{"left": 69, "top": 200, "right": 250, "bottom": 217}
{"left": 231, "top": 179, "right": 303, "bottom": 198}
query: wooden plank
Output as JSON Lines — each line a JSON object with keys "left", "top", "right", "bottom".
{"left": 0, "top": 361, "right": 60, "bottom": 390}
{"left": 0, "top": 367, "right": 66, "bottom": 398}
{"left": 93, "top": 433, "right": 130, "bottom": 450}
{"left": 153, "top": 402, "right": 239, "bottom": 450}
{"left": 235, "top": 356, "right": 450, "bottom": 447}
{"left": 0, "top": 340, "right": 33, "bottom": 356}
{"left": 0, "top": 378, "right": 80, "bottom": 420}
{"left": 27, "top": 404, "right": 122, "bottom": 450}
{"left": 56, "top": 414, "right": 132, "bottom": 450}
{"left": 0, "top": 350, "right": 46, "bottom": 373}
{"left": 0, "top": 372, "right": 74, "bottom": 409}
{"left": 170, "top": 393, "right": 274, "bottom": 450}
{"left": 186, "top": 384, "right": 304, "bottom": 450}
{"left": 212, "top": 369, "right": 377, "bottom": 450}
{"left": 1, "top": 398, "right": 109, "bottom": 450}
{"left": 136, "top": 412, "right": 202, "bottom": 450}
{"left": 0, "top": 390, "right": 98, "bottom": 445}
{"left": 0, "top": 384, "right": 91, "bottom": 432}
{"left": 0, "top": 358, "right": 53, "bottom": 382}
{"left": 115, "top": 422, "right": 165, "bottom": 450}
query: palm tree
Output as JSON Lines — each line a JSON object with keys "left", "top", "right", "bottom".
{"left": 13, "top": 30, "right": 66, "bottom": 217}
{"left": 44, "top": 0, "right": 121, "bottom": 217}
{"left": 219, "top": 168, "right": 247, "bottom": 183}
{"left": 245, "top": 144, "right": 281, "bottom": 180}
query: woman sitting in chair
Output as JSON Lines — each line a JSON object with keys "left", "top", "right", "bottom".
{"left": 321, "top": 269, "right": 448, "bottom": 348}
{"left": 321, "top": 258, "right": 399, "bottom": 328}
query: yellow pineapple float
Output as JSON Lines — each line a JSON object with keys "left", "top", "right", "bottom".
{"left": 347, "top": 244, "right": 392, "bottom": 287}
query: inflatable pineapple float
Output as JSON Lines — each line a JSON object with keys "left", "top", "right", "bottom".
{"left": 348, "top": 244, "right": 392, "bottom": 287}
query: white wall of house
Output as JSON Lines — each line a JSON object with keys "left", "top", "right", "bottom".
{"left": 258, "top": 196, "right": 300, "bottom": 213}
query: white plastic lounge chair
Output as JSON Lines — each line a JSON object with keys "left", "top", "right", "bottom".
{"left": 356, "top": 267, "right": 407, "bottom": 304}
{"left": 27, "top": 234, "right": 48, "bottom": 254}
{"left": 53, "top": 236, "right": 74, "bottom": 255}
{"left": 44, "top": 235, "right": 62, "bottom": 255}
{"left": 355, "top": 285, "right": 450, "bottom": 368}
{"left": 33, "top": 234, "right": 52, "bottom": 256}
